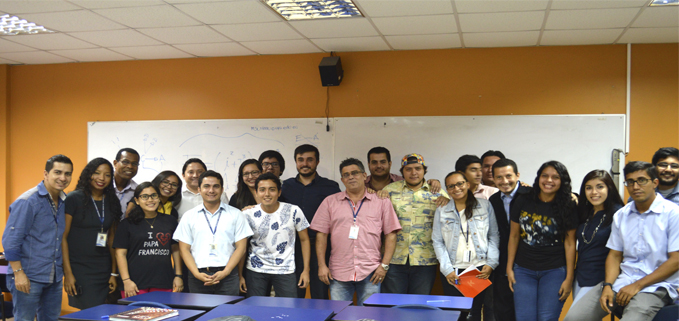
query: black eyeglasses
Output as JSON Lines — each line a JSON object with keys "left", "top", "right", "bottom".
{"left": 623, "top": 178, "right": 651, "bottom": 187}
{"left": 243, "top": 170, "right": 261, "bottom": 178}
{"left": 161, "top": 180, "right": 179, "bottom": 189}
{"left": 657, "top": 162, "right": 679, "bottom": 170}
{"left": 341, "top": 170, "right": 364, "bottom": 179}
{"left": 120, "top": 160, "right": 139, "bottom": 167}
{"left": 139, "top": 193, "right": 159, "bottom": 200}
{"left": 446, "top": 181, "right": 466, "bottom": 190}
{"left": 262, "top": 162, "right": 279, "bottom": 168}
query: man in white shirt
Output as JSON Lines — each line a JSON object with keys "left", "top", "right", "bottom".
{"left": 173, "top": 170, "right": 253, "bottom": 295}
{"left": 239, "top": 173, "right": 311, "bottom": 298}
{"left": 177, "top": 158, "right": 229, "bottom": 220}
{"left": 456, "top": 154, "right": 499, "bottom": 200}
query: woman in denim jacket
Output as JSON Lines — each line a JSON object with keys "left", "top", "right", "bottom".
{"left": 433, "top": 171, "right": 500, "bottom": 321}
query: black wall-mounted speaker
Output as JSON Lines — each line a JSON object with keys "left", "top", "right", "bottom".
{"left": 319, "top": 56, "right": 343, "bottom": 87}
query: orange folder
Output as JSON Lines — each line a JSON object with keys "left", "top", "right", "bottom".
{"left": 454, "top": 266, "right": 492, "bottom": 298}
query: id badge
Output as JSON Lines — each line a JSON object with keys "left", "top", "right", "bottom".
{"left": 462, "top": 250, "right": 471, "bottom": 263}
{"left": 96, "top": 232, "right": 108, "bottom": 247}
{"left": 349, "top": 225, "right": 359, "bottom": 239}
{"left": 209, "top": 244, "right": 217, "bottom": 256}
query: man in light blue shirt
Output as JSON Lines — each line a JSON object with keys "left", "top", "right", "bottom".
{"left": 565, "top": 161, "right": 679, "bottom": 321}
{"left": 2, "top": 155, "right": 73, "bottom": 321}
{"left": 652, "top": 147, "right": 679, "bottom": 205}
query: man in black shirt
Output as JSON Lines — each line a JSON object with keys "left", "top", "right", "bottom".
{"left": 280, "top": 144, "right": 340, "bottom": 299}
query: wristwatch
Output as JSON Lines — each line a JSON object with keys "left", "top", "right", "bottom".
{"left": 602, "top": 282, "right": 613, "bottom": 290}
{"left": 381, "top": 263, "right": 390, "bottom": 271}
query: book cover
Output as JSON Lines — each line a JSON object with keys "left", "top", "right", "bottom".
{"left": 453, "top": 266, "right": 492, "bottom": 298}
{"left": 109, "top": 307, "right": 179, "bottom": 321}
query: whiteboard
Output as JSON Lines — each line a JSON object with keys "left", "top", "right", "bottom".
{"left": 89, "top": 115, "right": 626, "bottom": 198}
{"left": 333, "top": 115, "right": 626, "bottom": 194}
{"left": 88, "top": 118, "right": 334, "bottom": 197}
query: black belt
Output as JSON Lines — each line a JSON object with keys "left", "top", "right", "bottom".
{"left": 199, "top": 266, "right": 226, "bottom": 272}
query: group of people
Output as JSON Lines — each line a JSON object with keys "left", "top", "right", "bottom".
{"left": 3, "top": 144, "right": 678, "bottom": 321}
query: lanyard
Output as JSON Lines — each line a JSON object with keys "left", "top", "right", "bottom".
{"left": 91, "top": 197, "right": 105, "bottom": 232}
{"left": 347, "top": 199, "right": 364, "bottom": 224}
{"left": 203, "top": 209, "right": 222, "bottom": 238}
{"left": 46, "top": 196, "right": 59, "bottom": 225}
{"left": 453, "top": 207, "right": 470, "bottom": 245}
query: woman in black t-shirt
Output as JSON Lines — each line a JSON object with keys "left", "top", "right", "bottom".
{"left": 506, "top": 161, "right": 578, "bottom": 321}
{"left": 569, "top": 170, "right": 623, "bottom": 306}
{"left": 114, "top": 182, "right": 183, "bottom": 298}
{"left": 63, "top": 158, "right": 122, "bottom": 309}
{"left": 125, "top": 171, "right": 182, "bottom": 220}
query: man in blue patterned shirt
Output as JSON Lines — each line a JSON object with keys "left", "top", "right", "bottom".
{"left": 2, "top": 155, "right": 73, "bottom": 321}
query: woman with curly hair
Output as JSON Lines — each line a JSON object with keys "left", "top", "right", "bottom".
{"left": 62, "top": 158, "right": 122, "bottom": 309}
{"left": 114, "top": 182, "right": 183, "bottom": 298}
{"left": 229, "top": 159, "right": 262, "bottom": 210}
{"left": 506, "top": 161, "right": 578, "bottom": 321}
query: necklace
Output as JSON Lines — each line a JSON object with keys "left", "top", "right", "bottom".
{"left": 581, "top": 212, "right": 606, "bottom": 244}
{"left": 145, "top": 215, "right": 158, "bottom": 229}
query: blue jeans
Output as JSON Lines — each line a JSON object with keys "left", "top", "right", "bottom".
{"left": 7, "top": 276, "right": 62, "bottom": 321}
{"left": 330, "top": 272, "right": 380, "bottom": 306}
{"left": 512, "top": 264, "right": 566, "bottom": 321}
{"left": 381, "top": 258, "right": 437, "bottom": 295}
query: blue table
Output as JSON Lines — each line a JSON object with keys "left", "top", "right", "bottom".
{"left": 236, "top": 296, "right": 352, "bottom": 314}
{"left": 333, "top": 305, "right": 460, "bottom": 321}
{"left": 363, "top": 293, "right": 472, "bottom": 311}
{"left": 195, "top": 303, "right": 333, "bottom": 321}
{"left": 59, "top": 304, "right": 204, "bottom": 321}
{"left": 118, "top": 292, "right": 243, "bottom": 310}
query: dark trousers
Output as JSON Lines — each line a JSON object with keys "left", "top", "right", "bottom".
{"left": 245, "top": 270, "right": 297, "bottom": 298}
{"left": 441, "top": 272, "right": 489, "bottom": 321}
{"left": 188, "top": 267, "right": 239, "bottom": 295}
{"left": 492, "top": 266, "right": 516, "bottom": 321}
{"left": 295, "top": 236, "right": 330, "bottom": 299}
{"left": 381, "top": 258, "right": 436, "bottom": 295}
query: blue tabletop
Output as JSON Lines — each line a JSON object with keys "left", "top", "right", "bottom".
{"left": 236, "top": 296, "right": 352, "bottom": 314}
{"left": 118, "top": 292, "right": 243, "bottom": 310}
{"left": 59, "top": 304, "right": 204, "bottom": 321}
{"left": 363, "top": 293, "right": 472, "bottom": 311}
{"left": 333, "top": 305, "right": 460, "bottom": 321}
{"left": 195, "top": 303, "right": 333, "bottom": 321}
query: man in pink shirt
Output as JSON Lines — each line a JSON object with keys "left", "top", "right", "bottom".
{"left": 311, "top": 158, "right": 401, "bottom": 305}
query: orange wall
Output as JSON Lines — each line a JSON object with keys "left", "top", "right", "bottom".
{"left": 0, "top": 64, "right": 7, "bottom": 241}
{"left": 3, "top": 43, "right": 678, "bottom": 316}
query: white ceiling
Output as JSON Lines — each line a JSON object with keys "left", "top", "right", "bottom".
{"left": 0, "top": 0, "right": 677, "bottom": 65}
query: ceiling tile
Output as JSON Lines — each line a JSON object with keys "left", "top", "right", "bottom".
{"left": 455, "top": 0, "right": 549, "bottom": 13}
{"left": 358, "top": 0, "right": 453, "bottom": 17}
{"left": 311, "top": 36, "right": 389, "bottom": 51}
{"left": 94, "top": 5, "right": 200, "bottom": 28}
{"left": 110, "top": 45, "right": 195, "bottom": 59}
{"left": 139, "top": 26, "right": 231, "bottom": 44}
{"left": 0, "top": 51, "right": 74, "bottom": 64}
{"left": 463, "top": 31, "right": 540, "bottom": 47}
{"left": 212, "top": 22, "right": 303, "bottom": 42}
{"left": 69, "top": 29, "right": 162, "bottom": 47}
{"left": 174, "top": 43, "right": 256, "bottom": 56}
{"left": 289, "top": 18, "right": 379, "bottom": 38}
{"left": 541, "top": 28, "right": 623, "bottom": 45}
{"left": 49, "top": 48, "right": 132, "bottom": 61}
{"left": 241, "top": 39, "right": 321, "bottom": 55}
{"left": 618, "top": 27, "right": 679, "bottom": 43}
{"left": 70, "top": 0, "right": 166, "bottom": 9}
{"left": 0, "top": 38, "right": 38, "bottom": 52}
{"left": 0, "top": 1, "right": 80, "bottom": 14}
{"left": 175, "top": 1, "right": 280, "bottom": 24}
{"left": 632, "top": 7, "right": 679, "bottom": 28}
{"left": 372, "top": 14, "right": 457, "bottom": 35}
{"left": 5, "top": 33, "right": 98, "bottom": 50}
{"left": 546, "top": 8, "right": 641, "bottom": 29}
{"left": 20, "top": 10, "right": 125, "bottom": 32}
{"left": 550, "top": 0, "right": 648, "bottom": 10}
{"left": 385, "top": 34, "right": 461, "bottom": 50}
{"left": 458, "top": 11, "right": 544, "bottom": 32}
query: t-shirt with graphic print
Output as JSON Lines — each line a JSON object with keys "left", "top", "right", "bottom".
{"left": 113, "top": 214, "right": 178, "bottom": 290}
{"left": 510, "top": 194, "right": 577, "bottom": 271}
{"left": 242, "top": 202, "right": 309, "bottom": 274}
